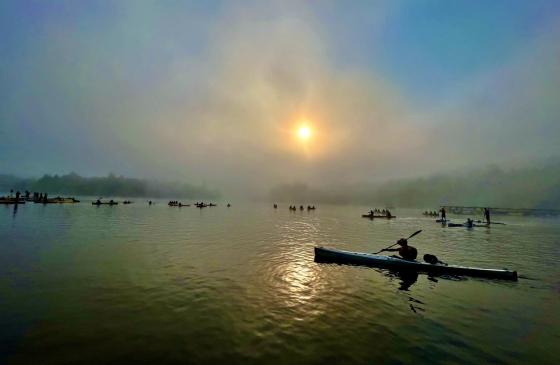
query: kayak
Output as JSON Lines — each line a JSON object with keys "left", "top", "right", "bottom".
{"left": 314, "top": 247, "right": 517, "bottom": 281}
{"left": 475, "top": 220, "right": 506, "bottom": 225}
{"left": 362, "top": 215, "right": 396, "bottom": 219}
{"left": 447, "top": 222, "right": 489, "bottom": 228}
{"left": 92, "top": 202, "right": 118, "bottom": 206}
{"left": 447, "top": 223, "right": 467, "bottom": 227}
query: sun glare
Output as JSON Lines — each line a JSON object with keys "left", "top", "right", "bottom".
{"left": 298, "top": 126, "right": 311, "bottom": 140}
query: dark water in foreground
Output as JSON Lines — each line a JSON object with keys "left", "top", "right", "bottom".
{"left": 1, "top": 202, "right": 559, "bottom": 364}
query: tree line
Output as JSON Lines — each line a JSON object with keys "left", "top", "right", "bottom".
{"left": 0, "top": 172, "right": 220, "bottom": 199}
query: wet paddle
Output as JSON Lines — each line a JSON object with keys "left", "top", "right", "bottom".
{"left": 373, "top": 230, "right": 422, "bottom": 254}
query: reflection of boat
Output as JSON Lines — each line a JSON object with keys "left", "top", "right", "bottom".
{"left": 314, "top": 247, "right": 517, "bottom": 280}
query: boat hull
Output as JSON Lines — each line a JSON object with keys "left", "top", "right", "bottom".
{"left": 314, "top": 247, "right": 517, "bottom": 281}
{"left": 362, "top": 215, "right": 396, "bottom": 219}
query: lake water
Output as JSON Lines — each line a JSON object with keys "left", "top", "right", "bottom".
{"left": 1, "top": 201, "right": 559, "bottom": 364}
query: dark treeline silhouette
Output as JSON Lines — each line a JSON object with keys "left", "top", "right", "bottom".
{"left": 269, "top": 163, "right": 560, "bottom": 209}
{"left": 0, "top": 172, "right": 220, "bottom": 199}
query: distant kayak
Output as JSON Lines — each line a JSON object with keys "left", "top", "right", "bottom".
{"left": 475, "top": 220, "right": 506, "bottom": 225}
{"left": 447, "top": 222, "right": 490, "bottom": 228}
{"left": 92, "top": 201, "right": 118, "bottom": 206}
{"left": 362, "top": 214, "right": 396, "bottom": 219}
{"left": 447, "top": 223, "right": 465, "bottom": 227}
{"left": 42, "top": 198, "right": 80, "bottom": 204}
{"left": 314, "top": 247, "right": 517, "bottom": 281}
{"left": 0, "top": 199, "right": 25, "bottom": 205}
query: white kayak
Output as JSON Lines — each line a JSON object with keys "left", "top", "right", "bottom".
{"left": 314, "top": 247, "right": 517, "bottom": 281}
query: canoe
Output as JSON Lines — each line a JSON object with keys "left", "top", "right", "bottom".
{"left": 314, "top": 247, "right": 517, "bottom": 281}
{"left": 92, "top": 202, "right": 118, "bottom": 206}
{"left": 362, "top": 215, "right": 396, "bottom": 219}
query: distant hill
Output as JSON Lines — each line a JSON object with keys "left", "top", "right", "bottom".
{"left": 0, "top": 172, "right": 220, "bottom": 199}
{"left": 269, "top": 162, "right": 560, "bottom": 209}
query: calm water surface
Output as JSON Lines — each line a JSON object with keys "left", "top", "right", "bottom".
{"left": 1, "top": 202, "right": 559, "bottom": 364}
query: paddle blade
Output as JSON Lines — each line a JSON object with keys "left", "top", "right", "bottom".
{"left": 407, "top": 230, "right": 422, "bottom": 240}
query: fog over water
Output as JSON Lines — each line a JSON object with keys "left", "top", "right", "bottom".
{"left": 1, "top": 1, "right": 559, "bottom": 198}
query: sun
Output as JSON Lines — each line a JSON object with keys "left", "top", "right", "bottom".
{"left": 297, "top": 126, "right": 311, "bottom": 140}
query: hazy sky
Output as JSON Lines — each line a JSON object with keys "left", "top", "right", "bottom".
{"left": 1, "top": 0, "right": 559, "bottom": 195}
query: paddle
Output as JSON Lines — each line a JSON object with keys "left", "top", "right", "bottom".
{"left": 373, "top": 230, "right": 422, "bottom": 254}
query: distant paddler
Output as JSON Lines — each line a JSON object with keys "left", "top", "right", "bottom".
{"left": 440, "top": 207, "right": 447, "bottom": 221}
{"left": 484, "top": 208, "right": 491, "bottom": 224}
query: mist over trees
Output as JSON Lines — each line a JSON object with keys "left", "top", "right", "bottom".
{"left": 0, "top": 172, "right": 220, "bottom": 199}
{"left": 269, "top": 162, "right": 560, "bottom": 209}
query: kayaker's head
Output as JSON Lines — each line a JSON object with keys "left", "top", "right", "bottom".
{"left": 397, "top": 238, "right": 408, "bottom": 246}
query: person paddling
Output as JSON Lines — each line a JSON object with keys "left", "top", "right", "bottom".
{"left": 380, "top": 238, "right": 418, "bottom": 261}
{"left": 484, "top": 208, "right": 490, "bottom": 224}
{"left": 440, "top": 207, "right": 446, "bottom": 221}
